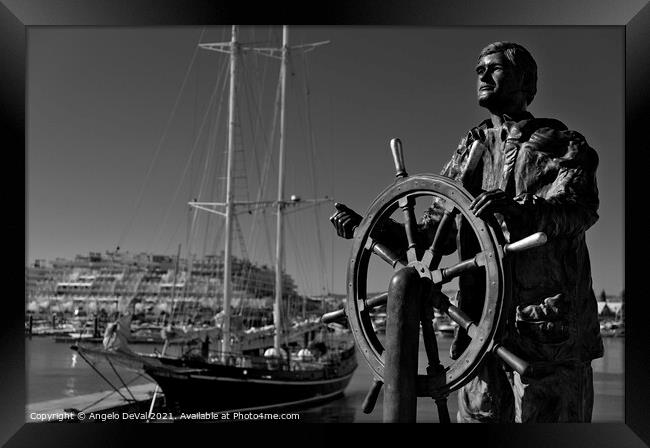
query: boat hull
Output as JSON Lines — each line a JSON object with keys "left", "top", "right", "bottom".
{"left": 145, "top": 347, "right": 357, "bottom": 413}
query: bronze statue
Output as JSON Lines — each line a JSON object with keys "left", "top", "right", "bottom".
{"left": 330, "top": 41, "right": 602, "bottom": 423}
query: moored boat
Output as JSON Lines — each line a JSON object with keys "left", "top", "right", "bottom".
{"left": 74, "top": 25, "right": 357, "bottom": 414}
{"left": 144, "top": 335, "right": 356, "bottom": 413}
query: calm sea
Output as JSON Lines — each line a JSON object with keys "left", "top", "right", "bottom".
{"left": 26, "top": 336, "right": 623, "bottom": 423}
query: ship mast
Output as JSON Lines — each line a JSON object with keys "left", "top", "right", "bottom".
{"left": 192, "top": 26, "right": 330, "bottom": 359}
{"left": 221, "top": 25, "right": 239, "bottom": 356}
{"left": 271, "top": 27, "right": 330, "bottom": 352}
{"left": 274, "top": 26, "right": 289, "bottom": 352}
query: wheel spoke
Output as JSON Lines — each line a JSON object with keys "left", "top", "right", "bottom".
{"left": 432, "top": 289, "right": 477, "bottom": 339}
{"left": 422, "top": 202, "right": 458, "bottom": 269}
{"left": 420, "top": 295, "right": 444, "bottom": 375}
{"left": 399, "top": 195, "right": 419, "bottom": 262}
{"left": 365, "top": 291, "right": 388, "bottom": 310}
{"left": 321, "top": 307, "right": 346, "bottom": 324}
{"left": 366, "top": 237, "right": 407, "bottom": 269}
{"left": 431, "top": 250, "right": 489, "bottom": 285}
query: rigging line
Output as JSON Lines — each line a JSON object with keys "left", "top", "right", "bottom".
{"left": 240, "top": 39, "right": 273, "bottom": 196}
{"left": 147, "top": 56, "right": 229, "bottom": 254}
{"left": 205, "top": 135, "right": 227, "bottom": 260}
{"left": 247, "top": 28, "right": 283, "bottom": 259}
{"left": 285, "top": 217, "right": 314, "bottom": 298}
{"left": 238, "top": 54, "right": 273, "bottom": 292}
{"left": 106, "top": 357, "right": 138, "bottom": 402}
{"left": 185, "top": 199, "right": 192, "bottom": 261}
{"left": 232, "top": 215, "right": 250, "bottom": 312}
{"left": 187, "top": 203, "right": 201, "bottom": 263}
{"left": 285, "top": 211, "right": 311, "bottom": 297}
{"left": 196, "top": 72, "right": 222, "bottom": 207}
{"left": 75, "top": 349, "right": 131, "bottom": 402}
{"left": 208, "top": 210, "right": 225, "bottom": 260}
{"left": 117, "top": 28, "right": 207, "bottom": 250}
{"left": 166, "top": 114, "right": 227, "bottom": 256}
{"left": 186, "top": 31, "right": 205, "bottom": 206}
{"left": 80, "top": 371, "right": 150, "bottom": 412}
{"left": 182, "top": 225, "right": 194, "bottom": 312}
{"left": 164, "top": 210, "right": 187, "bottom": 255}
{"left": 185, "top": 55, "right": 229, "bottom": 255}
{"left": 167, "top": 245, "right": 182, "bottom": 322}
{"left": 206, "top": 53, "right": 234, "bottom": 260}
{"left": 292, "top": 53, "right": 329, "bottom": 294}
{"left": 190, "top": 26, "right": 228, "bottom": 260}
{"left": 300, "top": 54, "right": 329, "bottom": 293}
{"left": 300, "top": 55, "right": 330, "bottom": 294}
{"left": 190, "top": 63, "right": 227, "bottom": 257}
{"left": 187, "top": 30, "right": 227, "bottom": 257}
{"left": 239, "top": 63, "right": 277, "bottom": 268}
{"left": 241, "top": 28, "right": 274, "bottom": 262}
{"left": 235, "top": 40, "right": 252, "bottom": 207}
{"left": 200, "top": 68, "right": 230, "bottom": 259}
{"left": 233, "top": 99, "right": 249, "bottom": 206}
{"left": 234, "top": 233, "right": 254, "bottom": 316}
{"left": 253, "top": 67, "right": 283, "bottom": 265}
{"left": 207, "top": 124, "right": 229, "bottom": 260}
{"left": 329, "top": 93, "right": 335, "bottom": 293}
{"left": 237, "top": 57, "right": 258, "bottom": 206}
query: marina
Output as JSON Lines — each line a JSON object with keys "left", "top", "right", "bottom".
{"left": 26, "top": 335, "right": 624, "bottom": 422}
{"left": 27, "top": 25, "right": 359, "bottom": 419}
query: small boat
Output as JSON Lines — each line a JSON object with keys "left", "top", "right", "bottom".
{"left": 145, "top": 335, "right": 357, "bottom": 413}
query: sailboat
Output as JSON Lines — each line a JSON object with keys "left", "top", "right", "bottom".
{"left": 75, "top": 25, "right": 357, "bottom": 414}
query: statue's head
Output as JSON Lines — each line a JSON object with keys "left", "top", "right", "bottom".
{"left": 476, "top": 41, "right": 537, "bottom": 114}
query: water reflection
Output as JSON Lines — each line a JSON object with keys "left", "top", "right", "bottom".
{"left": 65, "top": 377, "right": 76, "bottom": 397}
{"left": 26, "top": 337, "right": 624, "bottom": 422}
{"left": 300, "top": 393, "right": 357, "bottom": 422}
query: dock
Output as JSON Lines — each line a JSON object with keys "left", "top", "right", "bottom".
{"left": 26, "top": 383, "right": 163, "bottom": 422}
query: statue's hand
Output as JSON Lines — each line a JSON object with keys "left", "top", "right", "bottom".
{"left": 469, "top": 189, "right": 523, "bottom": 220}
{"left": 329, "top": 202, "right": 362, "bottom": 239}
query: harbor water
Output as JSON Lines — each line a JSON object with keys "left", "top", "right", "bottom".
{"left": 26, "top": 336, "right": 624, "bottom": 423}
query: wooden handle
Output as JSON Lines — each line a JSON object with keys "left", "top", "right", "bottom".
{"left": 503, "top": 232, "right": 547, "bottom": 254}
{"left": 321, "top": 308, "right": 346, "bottom": 324}
{"left": 493, "top": 344, "right": 531, "bottom": 377}
{"left": 362, "top": 379, "right": 383, "bottom": 414}
{"left": 390, "top": 138, "right": 407, "bottom": 178}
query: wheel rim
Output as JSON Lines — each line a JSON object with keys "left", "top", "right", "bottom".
{"left": 346, "top": 174, "right": 509, "bottom": 397}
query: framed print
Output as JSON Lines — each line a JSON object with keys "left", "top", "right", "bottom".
{"left": 3, "top": 0, "right": 648, "bottom": 446}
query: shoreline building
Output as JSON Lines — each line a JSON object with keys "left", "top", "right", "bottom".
{"left": 26, "top": 250, "right": 308, "bottom": 326}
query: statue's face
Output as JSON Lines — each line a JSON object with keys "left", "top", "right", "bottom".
{"left": 475, "top": 52, "right": 525, "bottom": 111}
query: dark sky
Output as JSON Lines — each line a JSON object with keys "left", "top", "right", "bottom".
{"left": 27, "top": 26, "right": 624, "bottom": 297}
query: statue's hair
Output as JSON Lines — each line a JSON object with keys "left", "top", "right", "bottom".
{"left": 479, "top": 41, "right": 538, "bottom": 105}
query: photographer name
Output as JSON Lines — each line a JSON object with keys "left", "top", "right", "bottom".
{"left": 83, "top": 412, "right": 174, "bottom": 421}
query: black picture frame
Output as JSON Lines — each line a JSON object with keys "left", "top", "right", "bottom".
{"left": 3, "top": 1, "right": 648, "bottom": 446}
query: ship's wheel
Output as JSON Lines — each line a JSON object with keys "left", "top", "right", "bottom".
{"left": 323, "top": 138, "right": 546, "bottom": 422}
